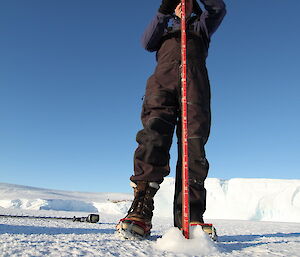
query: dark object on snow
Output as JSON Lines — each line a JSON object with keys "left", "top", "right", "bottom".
{"left": 0, "top": 213, "right": 100, "bottom": 223}
{"left": 73, "top": 214, "right": 100, "bottom": 223}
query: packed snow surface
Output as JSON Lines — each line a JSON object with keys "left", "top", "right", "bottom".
{"left": 1, "top": 179, "right": 300, "bottom": 256}
{"left": 1, "top": 210, "right": 300, "bottom": 257}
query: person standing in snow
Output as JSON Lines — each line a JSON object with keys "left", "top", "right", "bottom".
{"left": 117, "top": 0, "right": 226, "bottom": 237}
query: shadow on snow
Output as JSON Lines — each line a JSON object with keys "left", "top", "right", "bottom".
{"left": 217, "top": 232, "right": 300, "bottom": 252}
{"left": 0, "top": 223, "right": 115, "bottom": 235}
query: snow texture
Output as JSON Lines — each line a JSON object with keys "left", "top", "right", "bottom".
{"left": 1, "top": 210, "right": 300, "bottom": 257}
{"left": 1, "top": 179, "right": 300, "bottom": 256}
{"left": 1, "top": 177, "right": 300, "bottom": 222}
{"left": 155, "top": 178, "right": 300, "bottom": 223}
{"left": 0, "top": 182, "right": 132, "bottom": 215}
{"left": 156, "top": 226, "right": 219, "bottom": 255}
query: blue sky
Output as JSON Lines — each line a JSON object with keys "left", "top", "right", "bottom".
{"left": 0, "top": 0, "right": 299, "bottom": 193}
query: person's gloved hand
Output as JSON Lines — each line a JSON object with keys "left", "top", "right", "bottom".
{"left": 159, "top": 0, "right": 180, "bottom": 15}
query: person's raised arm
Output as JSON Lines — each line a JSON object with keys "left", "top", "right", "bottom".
{"left": 141, "top": 0, "right": 179, "bottom": 52}
{"left": 199, "top": 0, "right": 226, "bottom": 37}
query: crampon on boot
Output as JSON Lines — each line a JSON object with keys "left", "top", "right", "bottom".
{"left": 174, "top": 205, "right": 218, "bottom": 241}
{"left": 116, "top": 181, "right": 159, "bottom": 239}
{"left": 175, "top": 210, "right": 218, "bottom": 241}
{"left": 190, "top": 222, "right": 218, "bottom": 241}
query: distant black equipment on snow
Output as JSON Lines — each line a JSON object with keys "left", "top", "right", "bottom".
{"left": 0, "top": 213, "right": 100, "bottom": 223}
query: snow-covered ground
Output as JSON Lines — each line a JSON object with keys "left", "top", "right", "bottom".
{"left": 1, "top": 178, "right": 300, "bottom": 256}
{"left": 1, "top": 209, "right": 300, "bottom": 257}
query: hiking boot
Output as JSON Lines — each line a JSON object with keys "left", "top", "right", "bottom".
{"left": 116, "top": 181, "right": 160, "bottom": 238}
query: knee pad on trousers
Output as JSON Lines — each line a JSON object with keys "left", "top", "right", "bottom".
{"left": 136, "top": 117, "right": 174, "bottom": 148}
{"left": 188, "top": 138, "right": 209, "bottom": 181}
{"left": 135, "top": 117, "right": 174, "bottom": 166}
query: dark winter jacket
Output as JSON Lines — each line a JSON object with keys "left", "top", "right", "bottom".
{"left": 141, "top": 0, "right": 226, "bottom": 58}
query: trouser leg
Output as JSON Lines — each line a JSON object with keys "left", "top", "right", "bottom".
{"left": 131, "top": 74, "right": 179, "bottom": 183}
{"left": 173, "top": 133, "right": 209, "bottom": 227}
{"left": 173, "top": 64, "right": 211, "bottom": 227}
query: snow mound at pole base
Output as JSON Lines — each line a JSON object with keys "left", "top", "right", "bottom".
{"left": 156, "top": 226, "right": 219, "bottom": 255}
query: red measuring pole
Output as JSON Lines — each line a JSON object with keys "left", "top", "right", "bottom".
{"left": 180, "top": 0, "right": 190, "bottom": 239}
